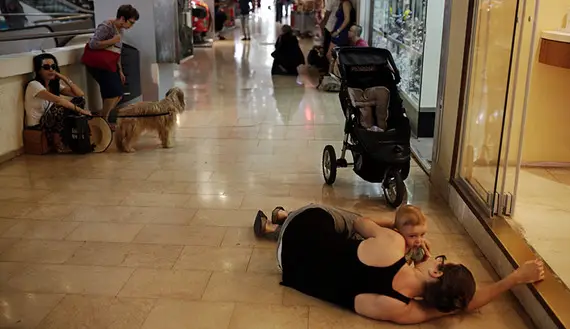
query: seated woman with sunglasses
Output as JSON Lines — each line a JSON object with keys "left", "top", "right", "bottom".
{"left": 25, "top": 53, "right": 91, "bottom": 152}
{"left": 274, "top": 205, "right": 545, "bottom": 324}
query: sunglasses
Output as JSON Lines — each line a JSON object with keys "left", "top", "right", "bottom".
{"left": 41, "top": 64, "right": 57, "bottom": 71}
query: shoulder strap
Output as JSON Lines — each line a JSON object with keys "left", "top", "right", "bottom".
{"left": 389, "top": 257, "right": 412, "bottom": 304}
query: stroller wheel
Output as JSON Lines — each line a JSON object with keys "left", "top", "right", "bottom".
{"left": 383, "top": 169, "right": 405, "bottom": 208}
{"left": 322, "top": 145, "right": 337, "bottom": 185}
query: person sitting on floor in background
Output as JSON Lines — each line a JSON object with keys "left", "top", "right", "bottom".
{"left": 271, "top": 25, "right": 306, "bottom": 76}
{"left": 25, "top": 53, "right": 91, "bottom": 153}
{"left": 349, "top": 24, "right": 368, "bottom": 47}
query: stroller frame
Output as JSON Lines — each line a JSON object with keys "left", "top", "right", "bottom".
{"left": 322, "top": 47, "right": 411, "bottom": 208}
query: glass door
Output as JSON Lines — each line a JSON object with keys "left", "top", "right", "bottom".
{"left": 495, "top": 0, "right": 538, "bottom": 217}
{"left": 457, "top": 0, "right": 522, "bottom": 214}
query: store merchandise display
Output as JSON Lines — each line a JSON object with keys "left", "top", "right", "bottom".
{"left": 291, "top": 0, "right": 318, "bottom": 38}
{"left": 371, "top": 0, "right": 427, "bottom": 105}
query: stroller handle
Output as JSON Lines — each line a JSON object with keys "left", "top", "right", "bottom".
{"left": 383, "top": 49, "right": 401, "bottom": 85}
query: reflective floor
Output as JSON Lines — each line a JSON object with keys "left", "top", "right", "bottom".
{"left": 512, "top": 168, "right": 570, "bottom": 288}
{"left": 0, "top": 9, "right": 535, "bottom": 329}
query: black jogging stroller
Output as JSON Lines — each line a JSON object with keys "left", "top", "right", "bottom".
{"left": 322, "top": 47, "right": 411, "bottom": 208}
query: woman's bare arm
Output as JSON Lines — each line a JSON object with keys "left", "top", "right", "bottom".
{"left": 353, "top": 217, "right": 389, "bottom": 239}
{"left": 335, "top": 1, "right": 352, "bottom": 33}
{"left": 355, "top": 260, "right": 545, "bottom": 324}
{"left": 36, "top": 90, "right": 90, "bottom": 115}
{"left": 467, "top": 259, "right": 544, "bottom": 311}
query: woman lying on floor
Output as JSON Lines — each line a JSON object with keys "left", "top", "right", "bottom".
{"left": 271, "top": 25, "right": 305, "bottom": 76}
{"left": 253, "top": 203, "right": 545, "bottom": 324}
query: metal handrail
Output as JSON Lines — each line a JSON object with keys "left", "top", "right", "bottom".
{"left": 34, "top": 14, "right": 93, "bottom": 24}
{"left": 1, "top": 12, "right": 92, "bottom": 16}
{"left": 53, "top": 0, "right": 94, "bottom": 14}
{"left": 0, "top": 29, "right": 93, "bottom": 42}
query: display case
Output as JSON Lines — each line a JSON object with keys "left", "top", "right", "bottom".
{"left": 370, "top": 0, "right": 444, "bottom": 138}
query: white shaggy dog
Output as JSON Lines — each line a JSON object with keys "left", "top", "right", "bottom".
{"left": 115, "top": 87, "right": 185, "bottom": 153}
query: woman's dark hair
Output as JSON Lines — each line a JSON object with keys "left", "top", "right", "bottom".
{"left": 116, "top": 4, "right": 139, "bottom": 21}
{"left": 281, "top": 24, "right": 292, "bottom": 35}
{"left": 31, "top": 53, "right": 60, "bottom": 96}
{"left": 423, "top": 263, "right": 476, "bottom": 313}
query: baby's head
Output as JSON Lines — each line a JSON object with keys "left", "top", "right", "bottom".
{"left": 395, "top": 205, "right": 427, "bottom": 249}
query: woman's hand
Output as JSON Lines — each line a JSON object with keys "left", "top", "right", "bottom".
{"left": 331, "top": 30, "right": 340, "bottom": 38}
{"left": 119, "top": 71, "right": 126, "bottom": 84}
{"left": 513, "top": 259, "right": 545, "bottom": 284}
{"left": 109, "top": 34, "right": 121, "bottom": 45}
{"left": 79, "top": 109, "right": 92, "bottom": 116}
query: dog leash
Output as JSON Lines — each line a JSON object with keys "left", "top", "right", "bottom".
{"left": 88, "top": 112, "right": 172, "bottom": 118}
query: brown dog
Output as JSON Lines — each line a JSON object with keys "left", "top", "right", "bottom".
{"left": 115, "top": 87, "right": 185, "bottom": 153}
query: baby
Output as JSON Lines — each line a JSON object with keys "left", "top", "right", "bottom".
{"left": 392, "top": 205, "right": 430, "bottom": 264}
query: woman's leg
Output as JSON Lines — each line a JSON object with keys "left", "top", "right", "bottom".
{"left": 40, "top": 105, "right": 69, "bottom": 152}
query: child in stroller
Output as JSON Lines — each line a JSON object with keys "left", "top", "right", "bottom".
{"left": 322, "top": 46, "right": 411, "bottom": 208}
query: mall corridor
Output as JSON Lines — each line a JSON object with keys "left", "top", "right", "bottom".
{"left": 0, "top": 11, "right": 536, "bottom": 329}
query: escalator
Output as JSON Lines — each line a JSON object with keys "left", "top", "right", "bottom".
{"left": 0, "top": 0, "right": 94, "bottom": 54}
{"left": 18, "top": 0, "right": 93, "bottom": 14}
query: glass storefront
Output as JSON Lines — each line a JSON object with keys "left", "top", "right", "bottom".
{"left": 370, "top": 0, "right": 445, "bottom": 169}
{"left": 455, "top": 0, "right": 570, "bottom": 288}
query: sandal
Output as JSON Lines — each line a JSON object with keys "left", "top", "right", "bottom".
{"left": 271, "top": 206, "right": 286, "bottom": 225}
{"left": 253, "top": 210, "right": 268, "bottom": 237}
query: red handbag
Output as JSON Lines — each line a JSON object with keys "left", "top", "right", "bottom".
{"left": 81, "top": 43, "right": 120, "bottom": 72}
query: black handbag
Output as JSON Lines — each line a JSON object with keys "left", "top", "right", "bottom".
{"left": 64, "top": 115, "right": 94, "bottom": 154}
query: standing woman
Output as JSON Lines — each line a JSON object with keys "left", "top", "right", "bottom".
{"left": 82, "top": 4, "right": 139, "bottom": 128}
{"left": 327, "top": 0, "right": 355, "bottom": 72}
{"left": 25, "top": 53, "right": 91, "bottom": 152}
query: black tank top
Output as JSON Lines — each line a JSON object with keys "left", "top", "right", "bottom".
{"left": 334, "top": 238, "right": 412, "bottom": 309}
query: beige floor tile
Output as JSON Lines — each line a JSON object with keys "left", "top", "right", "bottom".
{"left": 240, "top": 195, "right": 316, "bottom": 211}
{"left": 0, "top": 202, "right": 34, "bottom": 219}
{"left": 66, "top": 206, "right": 147, "bottom": 223}
{"left": 222, "top": 227, "right": 275, "bottom": 249}
{"left": 0, "top": 239, "right": 83, "bottom": 264}
{"left": 229, "top": 303, "right": 309, "bottom": 329}
{"left": 121, "top": 193, "right": 190, "bottom": 208}
{"left": 129, "top": 207, "right": 197, "bottom": 225}
{"left": 0, "top": 262, "right": 29, "bottom": 283}
{"left": 202, "top": 272, "right": 283, "bottom": 304}
{"left": 39, "top": 191, "right": 128, "bottom": 206}
{"left": 6, "top": 264, "right": 134, "bottom": 295}
{"left": 309, "top": 306, "right": 415, "bottom": 329}
{"left": 118, "top": 268, "right": 211, "bottom": 299}
{"left": 147, "top": 170, "right": 213, "bottom": 182}
{"left": 419, "top": 309, "right": 533, "bottom": 329}
{"left": 36, "top": 295, "right": 155, "bottom": 329}
{"left": 141, "top": 299, "right": 234, "bottom": 329}
{"left": 2, "top": 220, "right": 80, "bottom": 240}
{"left": 0, "top": 188, "right": 51, "bottom": 202}
{"left": 0, "top": 238, "right": 19, "bottom": 254}
{"left": 134, "top": 224, "right": 226, "bottom": 246}
{"left": 66, "top": 222, "right": 144, "bottom": 243}
{"left": 0, "top": 219, "right": 18, "bottom": 235}
{"left": 282, "top": 287, "right": 331, "bottom": 308}
{"left": 183, "top": 193, "right": 245, "bottom": 210}
{"left": 247, "top": 248, "right": 280, "bottom": 274}
{"left": 66, "top": 242, "right": 183, "bottom": 268}
{"left": 191, "top": 209, "right": 256, "bottom": 227}
{"left": 0, "top": 292, "right": 64, "bottom": 328}
{"left": 175, "top": 246, "right": 252, "bottom": 272}
{"left": 19, "top": 204, "right": 77, "bottom": 221}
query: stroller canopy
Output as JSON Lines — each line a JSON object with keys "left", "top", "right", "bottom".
{"left": 334, "top": 47, "right": 401, "bottom": 88}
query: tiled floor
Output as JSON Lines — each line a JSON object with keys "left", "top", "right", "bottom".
{"left": 511, "top": 167, "right": 570, "bottom": 288}
{"left": 0, "top": 8, "right": 536, "bottom": 329}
